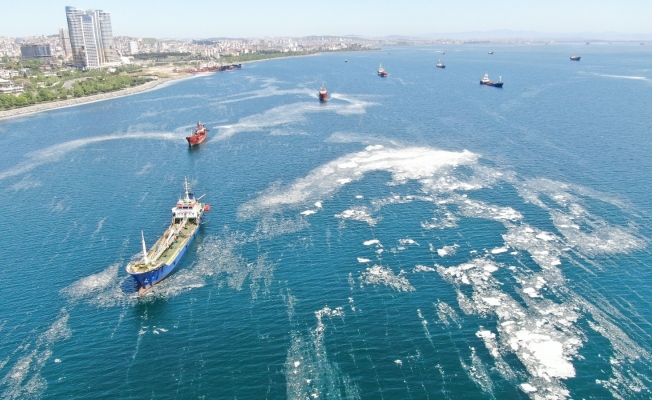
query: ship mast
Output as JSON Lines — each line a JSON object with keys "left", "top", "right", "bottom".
{"left": 184, "top": 177, "right": 190, "bottom": 200}
{"left": 141, "top": 231, "right": 149, "bottom": 264}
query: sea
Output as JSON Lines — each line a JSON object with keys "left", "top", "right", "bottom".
{"left": 1, "top": 44, "right": 652, "bottom": 399}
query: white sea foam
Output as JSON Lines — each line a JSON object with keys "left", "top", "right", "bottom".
{"left": 285, "top": 304, "right": 359, "bottom": 400}
{"left": 438, "top": 254, "right": 582, "bottom": 398}
{"left": 1, "top": 310, "right": 71, "bottom": 399}
{"left": 413, "top": 265, "right": 436, "bottom": 273}
{"left": 239, "top": 145, "right": 477, "bottom": 217}
{"left": 9, "top": 175, "right": 42, "bottom": 191}
{"left": 335, "top": 207, "right": 378, "bottom": 225}
{"left": 437, "top": 244, "right": 459, "bottom": 257}
{"left": 460, "top": 347, "right": 494, "bottom": 395}
{"left": 363, "top": 239, "right": 382, "bottom": 247}
{"left": 0, "top": 132, "right": 183, "bottom": 181}
{"left": 360, "top": 265, "right": 415, "bottom": 292}
{"left": 216, "top": 96, "right": 374, "bottom": 141}
{"left": 517, "top": 178, "right": 645, "bottom": 256}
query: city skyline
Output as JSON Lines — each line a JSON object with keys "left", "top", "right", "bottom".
{"left": 1, "top": 0, "right": 652, "bottom": 39}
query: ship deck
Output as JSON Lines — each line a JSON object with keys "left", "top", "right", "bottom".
{"left": 129, "top": 221, "right": 198, "bottom": 273}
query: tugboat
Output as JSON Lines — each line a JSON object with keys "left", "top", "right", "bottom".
{"left": 480, "top": 73, "right": 503, "bottom": 88}
{"left": 436, "top": 60, "right": 445, "bottom": 68}
{"left": 186, "top": 121, "right": 209, "bottom": 146}
{"left": 570, "top": 55, "right": 581, "bottom": 61}
{"left": 319, "top": 84, "right": 328, "bottom": 102}
{"left": 126, "top": 179, "right": 210, "bottom": 295}
{"left": 378, "top": 63, "right": 388, "bottom": 77}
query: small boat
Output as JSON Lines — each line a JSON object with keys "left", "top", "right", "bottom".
{"left": 480, "top": 73, "right": 503, "bottom": 88}
{"left": 442, "top": 51, "right": 446, "bottom": 55}
{"left": 319, "top": 84, "right": 328, "bottom": 102}
{"left": 570, "top": 55, "right": 581, "bottom": 61}
{"left": 436, "top": 60, "right": 445, "bottom": 68}
{"left": 186, "top": 121, "right": 209, "bottom": 146}
{"left": 378, "top": 63, "right": 388, "bottom": 77}
{"left": 488, "top": 51, "right": 494, "bottom": 54}
{"left": 126, "top": 179, "right": 210, "bottom": 295}
{"left": 345, "top": 59, "right": 348, "bottom": 62}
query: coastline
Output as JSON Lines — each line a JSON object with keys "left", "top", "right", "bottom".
{"left": 0, "top": 51, "right": 336, "bottom": 122}
{"left": 0, "top": 73, "right": 198, "bottom": 122}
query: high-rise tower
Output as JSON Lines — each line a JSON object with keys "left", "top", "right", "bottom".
{"left": 65, "top": 6, "right": 119, "bottom": 68}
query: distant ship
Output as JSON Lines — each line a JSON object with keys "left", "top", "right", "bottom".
{"left": 345, "top": 59, "right": 348, "bottom": 62}
{"left": 126, "top": 179, "right": 210, "bottom": 295}
{"left": 436, "top": 60, "right": 445, "bottom": 68}
{"left": 378, "top": 63, "right": 388, "bottom": 77}
{"left": 570, "top": 55, "right": 581, "bottom": 61}
{"left": 220, "top": 63, "right": 242, "bottom": 72}
{"left": 186, "top": 121, "right": 208, "bottom": 146}
{"left": 480, "top": 73, "right": 503, "bottom": 88}
{"left": 488, "top": 51, "right": 494, "bottom": 54}
{"left": 319, "top": 84, "right": 328, "bottom": 102}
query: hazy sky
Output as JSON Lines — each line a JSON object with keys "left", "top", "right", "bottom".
{"left": 2, "top": 0, "right": 652, "bottom": 38}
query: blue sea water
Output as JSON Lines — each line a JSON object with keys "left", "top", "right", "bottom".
{"left": 1, "top": 44, "right": 652, "bottom": 399}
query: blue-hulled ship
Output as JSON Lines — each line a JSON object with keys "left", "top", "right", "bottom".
{"left": 480, "top": 73, "right": 503, "bottom": 88}
{"left": 126, "top": 179, "right": 210, "bottom": 295}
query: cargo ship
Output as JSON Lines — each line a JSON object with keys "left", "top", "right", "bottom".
{"left": 126, "top": 179, "right": 210, "bottom": 295}
{"left": 570, "top": 55, "right": 581, "bottom": 61}
{"left": 436, "top": 60, "right": 445, "bottom": 68}
{"left": 378, "top": 64, "right": 388, "bottom": 77}
{"left": 186, "top": 121, "right": 209, "bottom": 146}
{"left": 480, "top": 73, "right": 503, "bottom": 88}
{"left": 319, "top": 84, "right": 328, "bottom": 102}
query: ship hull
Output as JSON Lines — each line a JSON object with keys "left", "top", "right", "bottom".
{"left": 480, "top": 81, "right": 503, "bottom": 88}
{"left": 186, "top": 133, "right": 206, "bottom": 146}
{"left": 570, "top": 57, "right": 581, "bottom": 61}
{"left": 319, "top": 93, "right": 328, "bottom": 102}
{"left": 128, "top": 223, "right": 200, "bottom": 294}
{"left": 437, "top": 65, "right": 445, "bottom": 68}
{"left": 378, "top": 72, "right": 387, "bottom": 77}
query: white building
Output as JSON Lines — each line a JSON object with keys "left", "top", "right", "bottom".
{"left": 0, "top": 78, "right": 24, "bottom": 94}
{"left": 65, "top": 6, "right": 119, "bottom": 69}
{"left": 128, "top": 41, "right": 139, "bottom": 55}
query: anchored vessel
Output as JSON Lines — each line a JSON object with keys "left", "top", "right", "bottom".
{"left": 570, "top": 55, "right": 581, "bottom": 61}
{"left": 480, "top": 73, "right": 503, "bottom": 88}
{"left": 488, "top": 51, "right": 494, "bottom": 54}
{"left": 126, "top": 179, "right": 210, "bottom": 295}
{"left": 436, "top": 60, "right": 445, "bottom": 68}
{"left": 319, "top": 84, "right": 328, "bottom": 102}
{"left": 378, "top": 63, "right": 388, "bottom": 77}
{"left": 186, "top": 121, "right": 209, "bottom": 146}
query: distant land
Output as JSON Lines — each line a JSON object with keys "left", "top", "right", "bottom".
{"left": 418, "top": 30, "right": 652, "bottom": 41}
{"left": 170, "top": 31, "right": 652, "bottom": 44}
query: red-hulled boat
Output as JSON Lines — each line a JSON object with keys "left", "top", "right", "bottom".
{"left": 378, "top": 63, "right": 388, "bottom": 77}
{"left": 319, "top": 84, "right": 328, "bottom": 102}
{"left": 186, "top": 122, "right": 209, "bottom": 146}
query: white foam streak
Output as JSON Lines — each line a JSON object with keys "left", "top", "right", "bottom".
{"left": 1, "top": 310, "right": 71, "bottom": 399}
{"left": 239, "top": 146, "right": 477, "bottom": 217}
{"left": 215, "top": 96, "right": 374, "bottom": 141}
{"left": 0, "top": 132, "right": 183, "bottom": 181}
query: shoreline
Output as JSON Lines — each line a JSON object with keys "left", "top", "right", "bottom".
{"left": 0, "top": 74, "right": 197, "bottom": 122}
{"left": 0, "top": 51, "right": 348, "bottom": 122}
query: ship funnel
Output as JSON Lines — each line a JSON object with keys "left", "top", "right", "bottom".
{"left": 141, "top": 231, "right": 149, "bottom": 264}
